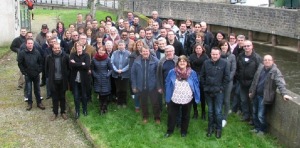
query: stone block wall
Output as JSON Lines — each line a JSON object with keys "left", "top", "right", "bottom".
{"left": 124, "top": 0, "right": 300, "bottom": 39}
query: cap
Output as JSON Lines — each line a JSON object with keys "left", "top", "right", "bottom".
{"left": 41, "top": 24, "right": 48, "bottom": 29}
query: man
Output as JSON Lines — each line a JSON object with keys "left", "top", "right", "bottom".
{"left": 142, "top": 28, "right": 155, "bottom": 49}
{"left": 232, "top": 35, "right": 246, "bottom": 58}
{"left": 200, "top": 22, "right": 214, "bottom": 49}
{"left": 157, "top": 28, "right": 167, "bottom": 39}
{"left": 200, "top": 47, "right": 230, "bottom": 138}
{"left": 40, "top": 32, "right": 53, "bottom": 87}
{"left": 64, "top": 31, "right": 79, "bottom": 54}
{"left": 167, "top": 18, "right": 179, "bottom": 33}
{"left": 156, "top": 37, "right": 167, "bottom": 59}
{"left": 117, "top": 18, "right": 125, "bottom": 33}
{"left": 131, "top": 47, "right": 160, "bottom": 124}
{"left": 152, "top": 22, "right": 160, "bottom": 39}
{"left": 46, "top": 43, "right": 69, "bottom": 121}
{"left": 10, "top": 28, "right": 27, "bottom": 89}
{"left": 35, "top": 24, "right": 49, "bottom": 47}
{"left": 248, "top": 55, "right": 292, "bottom": 135}
{"left": 167, "top": 30, "right": 185, "bottom": 56}
{"left": 236, "top": 40, "right": 262, "bottom": 122}
{"left": 24, "top": 0, "right": 35, "bottom": 20}
{"left": 176, "top": 22, "right": 190, "bottom": 55}
{"left": 75, "top": 13, "right": 85, "bottom": 29}
{"left": 151, "top": 11, "right": 162, "bottom": 28}
{"left": 17, "top": 38, "right": 45, "bottom": 111}
{"left": 120, "top": 30, "right": 135, "bottom": 52}
{"left": 133, "top": 17, "right": 141, "bottom": 34}
{"left": 127, "top": 12, "right": 134, "bottom": 26}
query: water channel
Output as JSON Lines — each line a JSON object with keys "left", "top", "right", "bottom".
{"left": 255, "top": 44, "right": 300, "bottom": 94}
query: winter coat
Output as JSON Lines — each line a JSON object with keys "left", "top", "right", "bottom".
{"left": 157, "top": 56, "right": 179, "bottom": 90}
{"left": 111, "top": 49, "right": 131, "bottom": 79}
{"left": 17, "top": 48, "right": 43, "bottom": 78}
{"left": 189, "top": 53, "right": 209, "bottom": 75}
{"left": 221, "top": 51, "right": 236, "bottom": 81}
{"left": 10, "top": 35, "right": 26, "bottom": 53}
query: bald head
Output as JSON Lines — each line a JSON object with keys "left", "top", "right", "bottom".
{"left": 263, "top": 54, "right": 274, "bottom": 68}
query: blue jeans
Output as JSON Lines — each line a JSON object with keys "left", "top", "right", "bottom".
{"left": 252, "top": 95, "right": 266, "bottom": 132}
{"left": 240, "top": 85, "right": 251, "bottom": 120}
{"left": 134, "top": 94, "right": 140, "bottom": 109}
{"left": 73, "top": 82, "right": 87, "bottom": 113}
{"left": 46, "top": 78, "right": 51, "bottom": 97}
{"left": 25, "top": 75, "right": 41, "bottom": 104}
{"left": 231, "top": 81, "right": 241, "bottom": 112}
{"left": 223, "top": 81, "right": 233, "bottom": 120}
{"left": 206, "top": 92, "right": 224, "bottom": 130}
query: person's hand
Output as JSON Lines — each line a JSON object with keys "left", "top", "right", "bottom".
{"left": 132, "top": 88, "right": 138, "bottom": 93}
{"left": 158, "top": 89, "right": 163, "bottom": 94}
{"left": 117, "top": 69, "right": 122, "bottom": 74}
{"left": 283, "top": 95, "right": 292, "bottom": 101}
{"left": 82, "top": 62, "right": 86, "bottom": 65}
{"left": 249, "top": 93, "right": 252, "bottom": 98}
{"left": 70, "top": 59, "right": 75, "bottom": 63}
{"left": 88, "top": 70, "right": 91, "bottom": 74}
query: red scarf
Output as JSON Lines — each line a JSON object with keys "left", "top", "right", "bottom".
{"left": 175, "top": 66, "right": 192, "bottom": 80}
{"left": 94, "top": 53, "right": 108, "bottom": 61}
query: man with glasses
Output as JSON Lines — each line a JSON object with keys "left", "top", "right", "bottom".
{"left": 120, "top": 30, "right": 134, "bottom": 52}
{"left": 236, "top": 40, "right": 262, "bottom": 124}
{"left": 64, "top": 31, "right": 79, "bottom": 54}
{"left": 167, "top": 30, "right": 185, "bottom": 56}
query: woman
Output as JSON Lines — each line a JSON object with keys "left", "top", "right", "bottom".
{"left": 210, "top": 31, "right": 225, "bottom": 49}
{"left": 219, "top": 39, "right": 236, "bottom": 127}
{"left": 93, "top": 35, "right": 104, "bottom": 52}
{"left": 147, "top": 19, "right": 154, "bottom": 28}
{"left": 189, "top": 44, "right": 209, "bottom": 120}
{"left": 61, "top": 30, "right": 72, "bottom": 52}
{"left": 68, "top": 24, "right": 76, "bottom": 33}
{"left": 69, "top": 43, "right": 91, "bottom": 119}
{"left": 51, "top": 29, "right": 61, "bottom": 43}
{"left": 185, "top": 19, "right": 194, "bottom": 33}
{"left": 85, "top": 27, "right": 93, "bottom": 45}
{"left": 91, "top": 46, "right": 113, "bottom": 114}
{"left": 111, "top": 41, "right": 131, "bottom": 107}
{"left": 129, "top": 40, "right": 143, "bottom": 112}
{"left": 56, "top": 21, "right": 65, "bottom": 41}
{"left": 228, "top": 33, "right": 237, "bottom": 52}
{"left": 104, "top": 27, "right": 120, "bottom": 45}
{"left": 164, "top": 55, "right": 200, "bottom": 138}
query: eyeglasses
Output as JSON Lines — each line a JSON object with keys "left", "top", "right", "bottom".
{"left": 72, "top": 35, "right": 78, "bottom": 36}
{"left": 244, "top": 45, "right": 252, "bottom": 48}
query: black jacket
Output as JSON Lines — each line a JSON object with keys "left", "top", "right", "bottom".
{"left": 237, "top": 51, "right": 262, "bottom": 88}
{"left": 45, "top": 51, "right": 70, "bottom": 92}
{"left": 189, "top": 53, "right": 209, "bottom": 75}
{"left": 200, "top": 58, "right": 230, "bottom": 94}
{"left": 17, "top": 48, "right": 43, "bottom": 78}
{"left": 10, "top": 35, "right": 26, "bottom": 53}
{"left": 167, "top": 39, "right": 185, "bottom": 56}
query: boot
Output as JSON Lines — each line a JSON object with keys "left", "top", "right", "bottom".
{"left": 216, "top": 130, "right": 222, "bottom": 138}
{"left": 206, "top": 127, "right": 214, "bottom": 137}
{"left": 201, "top": 111, "right": 206, "bottom": 120}
{"left": 192, "top": 110, "right": 198, "bottom": 119}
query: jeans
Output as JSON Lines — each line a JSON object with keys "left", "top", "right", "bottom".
{"left": 46, "top": 78, "right": 51, "bottom": 97}
{"left": 206, "top": 92, "right": 224, "bottom": 130}
{"left": 25, "top": 75, "right": 41, "bottom": 104}
{"left": 231, "top": 81, "right": 241, "bottom": 113}
{"left": 134, "top": 94, "right": 140, "bottom": 109}
{"left": 139, "top": 89, "right": 160, "bottom": 120}
{"left": 252, "top": 95, "right": 266, "bottom": 132}
{"left": 223, "top": 81, "right": 233, "bottom": 120}
{"left": 240, "top": 85, "right": 252, "bottom": 120}
{"left": 73, "top": 82, "right": 87, "bottom": 113}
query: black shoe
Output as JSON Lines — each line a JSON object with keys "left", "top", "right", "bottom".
{"left": 83, "top": 111, "right": 88, "bottom": 116}
{"left": 75, "top": 112, "right": 80, "bottom": 119}
{"left": 206, "top": 127, "right": 213, "bottom": 137}
{"left": 192, "top": 111, "right": 198, "bottom": 119}
{"left": 216, "top": 130, "right": 222, "bottom": 139}
{"left": 201, "top": 112, "right": 206, "bottom": 120}
{"left": 40, "top": 83, "right": 46, "bottom": 87}
{"left": 37, "top": 103, "right": 45, "bottom": 110}
{"left": 181, "top": 133, "right": 187, "bottom": 137}
{"left": 26, "top": 104, "right": 32, "bottom": 111}
{"left": 164, "top": 133, "right": 172, "bottom": 138}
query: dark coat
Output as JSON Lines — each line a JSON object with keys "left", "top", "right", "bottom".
{"left": 237, "top": 51, "right": 262, "bottom": 88}
{"left": 45, "top": 51, "right": 70, "bottom": 92}
{"left": 10, "top": 35, "right": 26, "bottom": 53}
{"left": 69, "top": 52, "right": 91, "bottom": 91}
{"left": 131, "top": 55, "right": 159, "bottom": 92}
{"left": 200, "top": 58, "right": 230, "bottom": 94}
{"left": 189, "top": 53, "right": 209, "bottom": 75}
{"left": 91, "top": 56, "right": 113, "bottom": 95}
{"left": 167, "top": 39, "right": 185, "bottom": 56}
{"left": 176, "top": 31, "right": 190, "bottom": 55}
{"left": 17, "top": 48, "right": 43, "bottom": 78}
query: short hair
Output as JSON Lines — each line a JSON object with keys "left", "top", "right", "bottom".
{"left": 26, "top": 38, "right": 34, "bottom": 43}
{"left": 53, "top": 43, "right": 60, "bottom": 48}
{"left": 118, "top": 40, "right": 126, "bottom": 45}
{"left": 211, "top": 47, "right": 221, "bottom": 53}
{"left": 105, "top": 40, "right": 113, "bottom": 46}
{"left": 237, "top": 34, "right": 246, "bottom": 40}
{"left": 176, "top": 55, "right": 191, "bottom": 68}
{"left": 165, "top": 45, "right": 175, "bottom": 52}
{"left": 157, "top": 37, "right": 166, "bottom": 43}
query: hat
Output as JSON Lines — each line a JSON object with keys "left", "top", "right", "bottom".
{"left": 41, "top": 24, "right": 48, "bottom": 29}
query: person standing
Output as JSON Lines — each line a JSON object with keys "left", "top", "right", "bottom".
{"left": 70, "top": 43, "right": 91, "bottom": 119}
{"left": 164, "top": 55, "right": 200, "bottom": 138}
{"left": 131, "top": 47, "right": 160, "bottom": 124}
{"left": 46, "top": 43, "right": 69, "bottom": 120}
{"left": 201, "top": 47, "right": 230, "bottom": 138}
{"left": 17, "top": 38, "right": 45, "bottom": 111}
{"left": 24, "top": 0, "right": 35, "bottom": 20}
{"left": 249, "top": 55, "right": 292, "bottom": 135}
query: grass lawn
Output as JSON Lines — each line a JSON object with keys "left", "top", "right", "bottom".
{"left": 33, "top": 8, "right": 281, "bottom": 148}
{"left": 0, "top": 46, "right": 11, "bottom": 58}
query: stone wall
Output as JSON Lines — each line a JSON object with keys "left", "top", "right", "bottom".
{"left": 124, "top": 0, "right": 300, "bottom": 39}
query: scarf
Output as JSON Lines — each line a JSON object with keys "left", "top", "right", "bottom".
{"left": 94, "top": 53, "right": 108, "bottom": 61}
{"left": 175, "top": 66, "right": 192, "bottom": 80}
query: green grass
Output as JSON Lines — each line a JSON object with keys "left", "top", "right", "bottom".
{"left": 34, "top": 8, "right": 117, "bottom": 27}
{"left": 66, "top": 91, "right": 281, "bottom": 148}
{"left": 0, "top": 46, "right": 11, "bottom": 58}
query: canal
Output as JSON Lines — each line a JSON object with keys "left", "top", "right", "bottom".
{"left": 255, "top": 44, "right": 300, "bottom": 94}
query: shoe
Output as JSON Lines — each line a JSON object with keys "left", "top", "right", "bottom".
{"left": 50, "top": 115, "right": 58, "bottom": 121}
{"left": 37, "top": 103, "right": 45, "bottom": 110}
{"left": 192, "top": 111, "right": 198, "bottom": 119}
{"left": 24, "top": 97, "right": 28, "bottom": 102}
{"left": 222, "top": 120, "right": 227, "bottom": 128}
{"left": 143, "top": 119, "right": 148, "bottom": 124}
{"left": 46, "top": 96, "right": 51, "bottom": 99}
{"left": 155, "top": 119, "right": 161, "bottom": 124}
{"left": 250, "top": 129, "right": 259, "bottom": 133}
{"left": 26, "top": 104, "right": 32, "bottom": 111}
{"left": 75, "top": 112, "right": 80, "bottom": 119}
{"left": 181, "top": 133, "right": 187, "bottom": 137}
{"left": 216, "top": 130, "right": 222, "bottom": 138}
{"left": 61, "top": 113, "right": 68, "bottom": 120}
{"left": 83, "top": 111, "right": 88, "bottom": 116}
{"left": 164, "top": 133, "right": 172, "bottom": 138}
{"left": 40, "top": 83, "right": 46, "bottom": 87}
{"left": 201, "top": 112, "right": 206, "bottom": 120}
{"left": 206, "top": 127, "right": 213, "bottom": 137}
{"left": 257, "top": 131, "right": 265, "bottom": 136}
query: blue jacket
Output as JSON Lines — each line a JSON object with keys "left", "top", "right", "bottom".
{"left": 131, "top": 55, "right": 159, "bottom": 92}
{"left": 165, "top": 69, "right": 201, "bottom": 104}
{"left": 111, "top": 49, "right": 131, "bottom": 78}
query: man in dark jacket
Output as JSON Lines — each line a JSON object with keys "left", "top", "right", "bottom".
{"left": 131, "top": 47, "right": 160, "bottom": 124}
{"left": 17, "top": 38, "right": 44, "bottom": 111}
{"left": 236, "top": 40, "right": 262, "bottom": 122}
{"left": 201, "top": 47, "right": 230, "bottom": 138}
{"left": 10, "top": 28, "right": 27, "bottom": 90}
{"left": 167, "top": 30, "right": 185, "bottom": 56}
{"left": 46, "top": 43, "right": 69, "bottom": 120}
{"left": 248, "top": 55, "right": 291, "bottom": 135}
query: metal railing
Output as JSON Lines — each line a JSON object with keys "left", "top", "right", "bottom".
{"left": 20, "top": 8, "right": 31, "bottom": 31}
{"left": 30, "top": 0, "right": 118, "bottom": 9}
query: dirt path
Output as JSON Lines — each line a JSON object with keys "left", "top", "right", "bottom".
{"left": 0, "top": 15, "right": 91, "bottom": 147}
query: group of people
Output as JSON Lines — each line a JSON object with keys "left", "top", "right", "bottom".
{"left": 10, "top": 10, "right": 292, "bottom": 139}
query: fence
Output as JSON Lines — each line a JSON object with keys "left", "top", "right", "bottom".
{"left": 20, "top": 7, "right": 31, "bottom": 31}
{"left": 30, "top": 0, "right": 118, "bottom": 9}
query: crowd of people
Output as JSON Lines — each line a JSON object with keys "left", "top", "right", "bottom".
{"left": 10, "top": 10, "right": 292, "bottom": 139}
